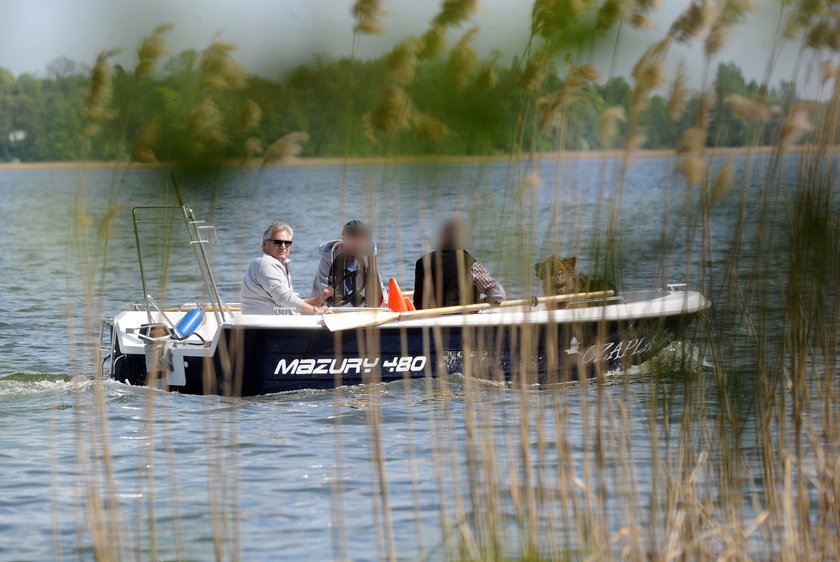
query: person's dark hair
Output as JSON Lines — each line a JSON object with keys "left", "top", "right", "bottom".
{"left": 342, "top": 219, "right": 371, "bottom": 236}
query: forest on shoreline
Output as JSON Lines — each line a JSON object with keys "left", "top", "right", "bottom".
{"left": 0, "top": 28, "right": 826, "bottom": 164}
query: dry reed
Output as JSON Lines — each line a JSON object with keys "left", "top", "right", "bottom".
{"left": 352, "top": 0, "right": 386, "bottom": 35}
{"left": 199, "top": 42, "right": 248, "bottom": 92}
{"left": 135, "top": 23, "right": 173, "bottom": 80}
{"left": 262, "top": 132, "right": 310, "bottom": 165}
{"left": 446, "top": 29, "right": 480, "bottom": 89}
{"left": 62, "top": 3, "right": 840, "bottom": 561}
{"left": 131, "top": 118, "right": 159, "bottom": 163}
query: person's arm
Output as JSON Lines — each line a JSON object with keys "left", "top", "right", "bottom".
{"left": 470, "top": 261, "right": 505, "bottom": 305}
{"left": 311, "top": 246, "right": 333, "bottom": 298}
{"left": 300, "top": 297, "right": 330, "bottom": 314}
{"left": 259, "top": 260, "right": 314, "bottom": 312}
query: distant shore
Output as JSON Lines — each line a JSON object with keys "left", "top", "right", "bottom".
{"left": 1, "top": 145, "right": 835, "bottom": 171}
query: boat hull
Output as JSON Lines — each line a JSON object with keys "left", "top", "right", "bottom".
{"left": 213, "top": 314, "right": 692, "bottom": 395}
{"left": 113, "top": 313, "right": 697, "bottom": 396}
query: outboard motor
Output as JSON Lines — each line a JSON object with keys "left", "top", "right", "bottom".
{"left": 142, "top": 307, "right": 205, "bottom": 388}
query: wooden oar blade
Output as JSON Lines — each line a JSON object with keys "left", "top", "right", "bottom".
{"left": 322, "top": 309, "right": 400, "bottom": 332}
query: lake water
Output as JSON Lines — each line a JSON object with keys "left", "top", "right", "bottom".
{"left": 0, "top": 156, "right": 835, "bottom": 560}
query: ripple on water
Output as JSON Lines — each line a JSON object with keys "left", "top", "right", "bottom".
{"left": 0, "top": 161, "right": 828, "bottom": 560}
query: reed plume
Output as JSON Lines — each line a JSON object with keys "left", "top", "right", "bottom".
{"left": 476, "top": 50, "right": 501, "bottom": 90}
{"left": 709, "top": 155, "right": 733, "bottom": 202}
{"left": 531, "top": 0, "right": 590, "bottom": 37}
{"left": 724, "top": 93, "right": 774, "bottom": 122}
{"left": 676, "top": 154, "right": 705, "bottom": 184}
{"left": 670, "top": 0, "right": 718, "bottom": 43}
{"left": 779, "top": 106, "right": 812, "bottom": 148}
{"left": 595, "top": 0, "right": 627, "bottom": 32}
{"left": 364, "top": 86, "right": 414, "bottom": 139}
{"left": 676, "top": 127, "right": 707, "bottom": 184}
{"left": 199, "top": 42, "right": 248, "bottom": 91}
{"left": 131, "top": 119, "right": 159, "bottom": 163}
{"left": 628, "top": 10, "right": 653, "bottom": 29}
{"left": 537, "top": 64, "right": 600, "bottom": 130}
{"left": 84, "top": 49, "right": 120, "bottom": 123}
{"left": 433, "top": 0, "right": 479, "bottom": 28}
{"left": 262, "top": 132, "right": 309, "bottom": 165}
{"left": 446, "top": 28, "right": 480, "bottom": 89}
{"left": 352, "top": 0, "right": 386, "bottom": 34}
{"left": 412, "top": 112, "right": 451, "bottom": 142}
{"left": 188, "top": 98, "right": 227, "bottom": 151}
{"left": 514, "top": 170, "right": 541, "bottom": 200}
{"left": 385, "top": 39, "right": 418, "bottom": 86}
{"left": 599, "top": 105, "right": 626, "bottom": 147}
{"left": 417, "top": 25, "right": 447, "bottom": 60}
{"left": 237, "top": 99, "right": 262, "bottom": 132}
{"left": 678, "top": 126, "right": 707, "bottom": 153}
{"left": 620, "top": 130, "right": 647, "bottom": 167}
{"left": 696, "top": 92, "right": 715, "bottom": 128}
{"left": 705, "top": 0, "right": 755, "bottom": 56}
{"left": 806, "top": 19, "right": 840, "bottom": 50}
{"left": 135, "top": 23, "right": 173, "bottom": 80}
{"left": 630, "top": 39, "right": 668, "bottom": 113}
{"left": 240, "top": 136, "right": 263, "bottom": 167}
{"left": 667, "top": 62, "right": 690, "bottom": 121}
{"left": 628, "top": 0, "right": 659, "bottom": 29}
{"left": 520, "top": 47, "right": 553, "bottom": 92}
{"left": 820, "top": 59, "right": 839, "bottom": 84}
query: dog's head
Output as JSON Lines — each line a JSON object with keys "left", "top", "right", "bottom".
{"left": 534, "top": 255, "right": 576, "bottom": 279}
{"left": 535, "top": 255, "right": 579, "bottom": 295}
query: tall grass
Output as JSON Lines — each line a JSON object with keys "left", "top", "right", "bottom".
{"left": 63, "top": 1, "right": 840, "bottom": 560}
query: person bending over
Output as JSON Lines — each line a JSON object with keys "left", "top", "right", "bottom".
{"left": 311, "top": 220, "right": 384, "bottom": 307}
{"left": 241, "top": 222, "right": 332, "bottom": 315}
{"left": 413, "top": 219, "right": 506, "bottom": 310}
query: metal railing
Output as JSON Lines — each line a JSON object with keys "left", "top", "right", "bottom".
{"left": 130, "top": 175, "right": 233, "bottom": 328}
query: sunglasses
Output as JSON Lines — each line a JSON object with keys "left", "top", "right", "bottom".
{"left": 268, "top": 239, "right": 293, "bottom": 247}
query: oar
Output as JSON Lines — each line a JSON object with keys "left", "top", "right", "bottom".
{"left": 322, "top": 290, "right": 614, "bottom": 332}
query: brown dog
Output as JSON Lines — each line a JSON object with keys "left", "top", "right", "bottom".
{"left": 534, "top": 256, "right": 614, "bottom": 307}
{"left": 534, "top": 256, "right": 585, "bottom": 296}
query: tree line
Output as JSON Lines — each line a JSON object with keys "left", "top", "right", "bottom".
{"left": 0, "top": 45, "right": 817, "bottom": 164}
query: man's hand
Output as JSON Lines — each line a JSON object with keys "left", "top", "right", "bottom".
{"left": 318, "top": 287, "right": 334, "bottom": 304}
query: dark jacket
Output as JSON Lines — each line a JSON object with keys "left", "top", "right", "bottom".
{"left": 312, "top": 240, "right": 384, "bottom": 307}
{"left": 329, "top": 251, "right": 382, "bottom": 307}
{"left": 413, "top": 249, "right": 480, "bottom": 309}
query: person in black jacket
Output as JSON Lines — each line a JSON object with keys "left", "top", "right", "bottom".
{"left": 413, "top": 219, "right": 506, "bottom": 310}
{"left": 311, "top": 220, "right": 384, "bottom": 307}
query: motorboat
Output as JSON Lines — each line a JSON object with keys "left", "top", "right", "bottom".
{"left": 101, "top": 191, "right": 710, "bottom": 396}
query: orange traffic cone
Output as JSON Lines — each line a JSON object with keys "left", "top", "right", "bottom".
{"left": 403, "top": 296, "right": 416, "bottom": 311}
{"left": 387, "top": 277, "right": 407, "bottom": 312}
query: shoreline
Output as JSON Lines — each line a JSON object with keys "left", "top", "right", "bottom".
{"left": 0, "top": 145, "right": 835, "bottom": 171}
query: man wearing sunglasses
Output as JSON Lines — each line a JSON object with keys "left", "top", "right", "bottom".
{"left": 241, "top": 222, "right": 333, "bottom": 315}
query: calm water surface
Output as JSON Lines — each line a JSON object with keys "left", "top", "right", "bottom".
{"left": 0, "top": 156, "right": 833, "bottom": 560}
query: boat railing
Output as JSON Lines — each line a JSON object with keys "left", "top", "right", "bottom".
{"left": 128, "top": 174, "right": 234, "bottom": 329}
{"left": 99, "top": 316, "right": 115, "bottom": 378}
{"left": 141, "top": 294, "right": 179, "bottom": 332}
